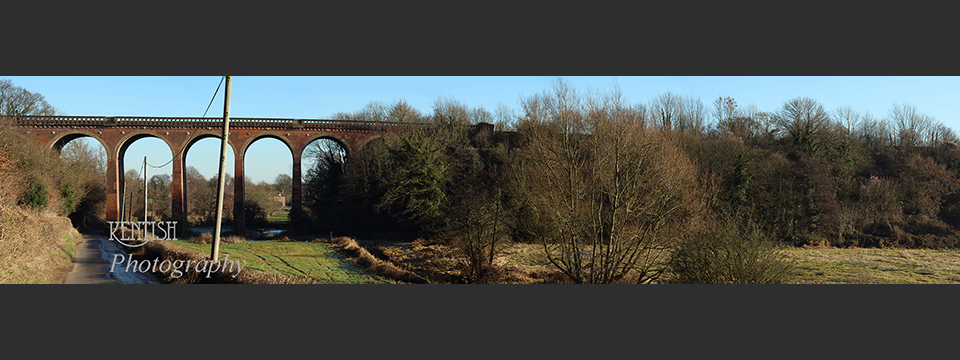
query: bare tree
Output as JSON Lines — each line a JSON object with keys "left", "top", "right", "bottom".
{"left": 123, "top": 169, "right": 143, "bottom": 222}
{"left": 834, "top": 106, "right": 861, "bottom": 136}
{"left": 856, "top": 111, "right": 892, "bottom": 149}
{"left": 742, "top": 104, "right": 773, "bottom": 138}
{"left": 494, "top": 103, "right": 515, "bottom": 131}
{"left": 712, "top": 96, "right": 741, "bottom": 129}
{"left": 432, "top": 96, "right": 471, "bottom": 126}
{"left": 514, "top": 80, "right": 700, "bottom": 284}
{"left": 773, "top": 97, "right": 832, "bottom": 157}
{"left": 331, "top": 101, "right": 392, "bottom": 122}
{"left": 273, "top": 173, "right": 293, "bottom": 198}
{"left": 304, "top": 139, "right": 347, "bottom": 173}
{"left": 0, "top": 78, "right": 60, "bottom": 117}
{"left": 889, "top": 103, "right": 937, "bottom": 149}
{"left": 651, "top": 91, "right": 683, "bottom": 131}
{"left": 680, "top": 96, "right": 708, "bottom": 135}
{"left": 470, "top": 105, "right": 494, "bottom": 125}
{"left": 712, "top": 96, "right": 754, "bottom": 138}
{"left": 931, "top": 122, "right": 958, "bottom": 145}
{"left": 60, "top": 139, "right": 106, "bottom": 184}
{"left": 359, "top": 101, "right": 390, "bottom": 122}
{"left": 185, "top": 166, "right": 228, "bottom": 224}
{"left": 388, "top": 99, "right": 423, "bottom": 124}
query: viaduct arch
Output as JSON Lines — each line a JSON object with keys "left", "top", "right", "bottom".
{"left": 6, "top": 115, "right": 399, "bottom": 236}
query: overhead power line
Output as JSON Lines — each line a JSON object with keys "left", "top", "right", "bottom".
{"left": 203, "top": 76, "right": 225, "bottom": 118}
{"left": 147, "top": 76, "right": 226, "bottom": 169}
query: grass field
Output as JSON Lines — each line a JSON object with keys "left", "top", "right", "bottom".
{"left": 165, "top": 240, "right": 400, "bottom": 284}
{"left": 499, "top": 242, "right": 960, "bottom": 284}
{"left": 267, "top": 210, "right": 289, "bottom": 222}
{"left": 164, "top": 235, "right": 960, "bottom": 284}
{"left": 783, "top": 248, "right": 960, "bottom": 284}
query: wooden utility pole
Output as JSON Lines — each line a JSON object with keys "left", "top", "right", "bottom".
{"left": 144, "top": 156, "right": 148, "bottom": 239}
{"left": 211, "top": 76, "right": 231, "bottom": 261}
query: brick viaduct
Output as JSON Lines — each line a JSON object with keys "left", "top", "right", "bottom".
{"left": 5, "top": 115, "right": 401, "bottom": 236}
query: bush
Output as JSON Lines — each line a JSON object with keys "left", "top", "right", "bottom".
{"left": 59, "top": 182, "right": 78, "bottom": 214}
{"left": 188, "top": 232, "right": 246, "bottom": 244}
{"left": 666, "top": 219, "right": 794, "bottom": 284}
{"left": 244, "top": 200, "right": 266, "bottom": 224}
{"left": 19, "top": 180, "right": 48, "bottom": 210}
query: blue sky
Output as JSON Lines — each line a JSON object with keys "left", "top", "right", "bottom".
{"left": 4, "top": 76, "right": 960, "bottom": 184}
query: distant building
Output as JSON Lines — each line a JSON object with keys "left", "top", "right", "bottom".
{"left": 273, "top": 190, "right": 286, "bottom": 208}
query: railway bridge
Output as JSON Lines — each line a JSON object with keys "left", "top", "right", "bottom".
{"left": 5, "top": 115, "right": 402, "bottom": 236}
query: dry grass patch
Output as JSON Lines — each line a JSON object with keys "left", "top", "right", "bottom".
{"left": 0, "top": 206, "right": 81, "bottom": 284}
{"left": 324, "top": 237, "right": 429, "bottom": 284}
{"left": 370, "top": 239, "right": 568, "bottom": 284}
{"left": 494, "top": 243, "right": 567, "bottom": 283}
{"left": 187, "top": 232, "right": 247, "bottom": 244}
{"left": 783, "top": 247, "right": 960, "bottom": 284}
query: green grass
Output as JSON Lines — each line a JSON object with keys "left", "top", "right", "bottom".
{"left": 266, "top": 210, "right": 289, "bottom": 222}
{"left": 782, "top": 248, "right": 960, "bottom": 284}
{"left": 165, "top": 240, "right": 400, "bottom": 284}
{"left": 61, "top": 231, "right": 77, "bottom": 260}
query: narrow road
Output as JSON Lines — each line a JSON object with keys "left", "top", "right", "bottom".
{"left": 64, "top": 231, "right": 160, "bottom": 284}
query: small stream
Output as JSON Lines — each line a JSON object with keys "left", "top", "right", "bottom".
{"left": 188, "top": 225, "right": 287, "bottom": 241}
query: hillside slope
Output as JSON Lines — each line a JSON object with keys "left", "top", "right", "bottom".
{"left": 0, "top": 205, "right": 82, "bottom": 284}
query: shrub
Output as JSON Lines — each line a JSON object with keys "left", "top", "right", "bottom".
{"left": 896, "top": 153, "right": 959, "bottom": 218}
{"left": 59, "top": 182, "right": 78, "bottom": 214}
{"left": 666, "top": 219, "right": 794, "bottom": 284}
{"left": 19, "top": 180, "right": 48, "bottom": 210}
{"left": 244, "top": 200, "right": 266, "bottom": 224}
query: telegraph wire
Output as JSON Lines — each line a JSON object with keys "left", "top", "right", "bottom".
{"left": 147, "top": 76, "right": 226, "bottom": 169}
{"left": 202, "top": 76, "right": 225, "bottom": 118}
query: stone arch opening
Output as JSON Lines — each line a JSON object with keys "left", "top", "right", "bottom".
{"left": 303, "top": 136, "right": 349, "bottom": 174}
{"left": 300, "top": 137, "right": 350, "bottom": 232}
{"left": 356, "top": 134, "right": 384, "bottom": 155}
{"left": 50, "top": 131, "right": 108, "bottom": 155}
{"left": 242, "top": 135, "right": 295, "bottom": 230}
{"left": 303, "top": 134, "right": 351, "bottom": 165}
{"left": 55, "top": 135, "right": 109, "bottom": 230}
{"left": 182, "top": 135, "right": 237, "bottom": 229}
{"left": 118, "top": 135, "right": 174, "bottom": 223}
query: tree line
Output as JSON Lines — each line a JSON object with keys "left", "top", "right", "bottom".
{"left": 300, "top": 79, "right": 960, "bottom": 283}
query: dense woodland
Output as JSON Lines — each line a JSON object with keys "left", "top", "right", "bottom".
{"left": 5, "top": 78, "right": 960, "bottom": 283}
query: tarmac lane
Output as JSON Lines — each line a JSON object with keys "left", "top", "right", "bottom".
{"left": 64, "top": 231, "right": 160, "bottom": 284}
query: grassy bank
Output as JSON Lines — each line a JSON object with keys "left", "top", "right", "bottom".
{"left": 0, "top": 206, "right": 81, "bottom": 284}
